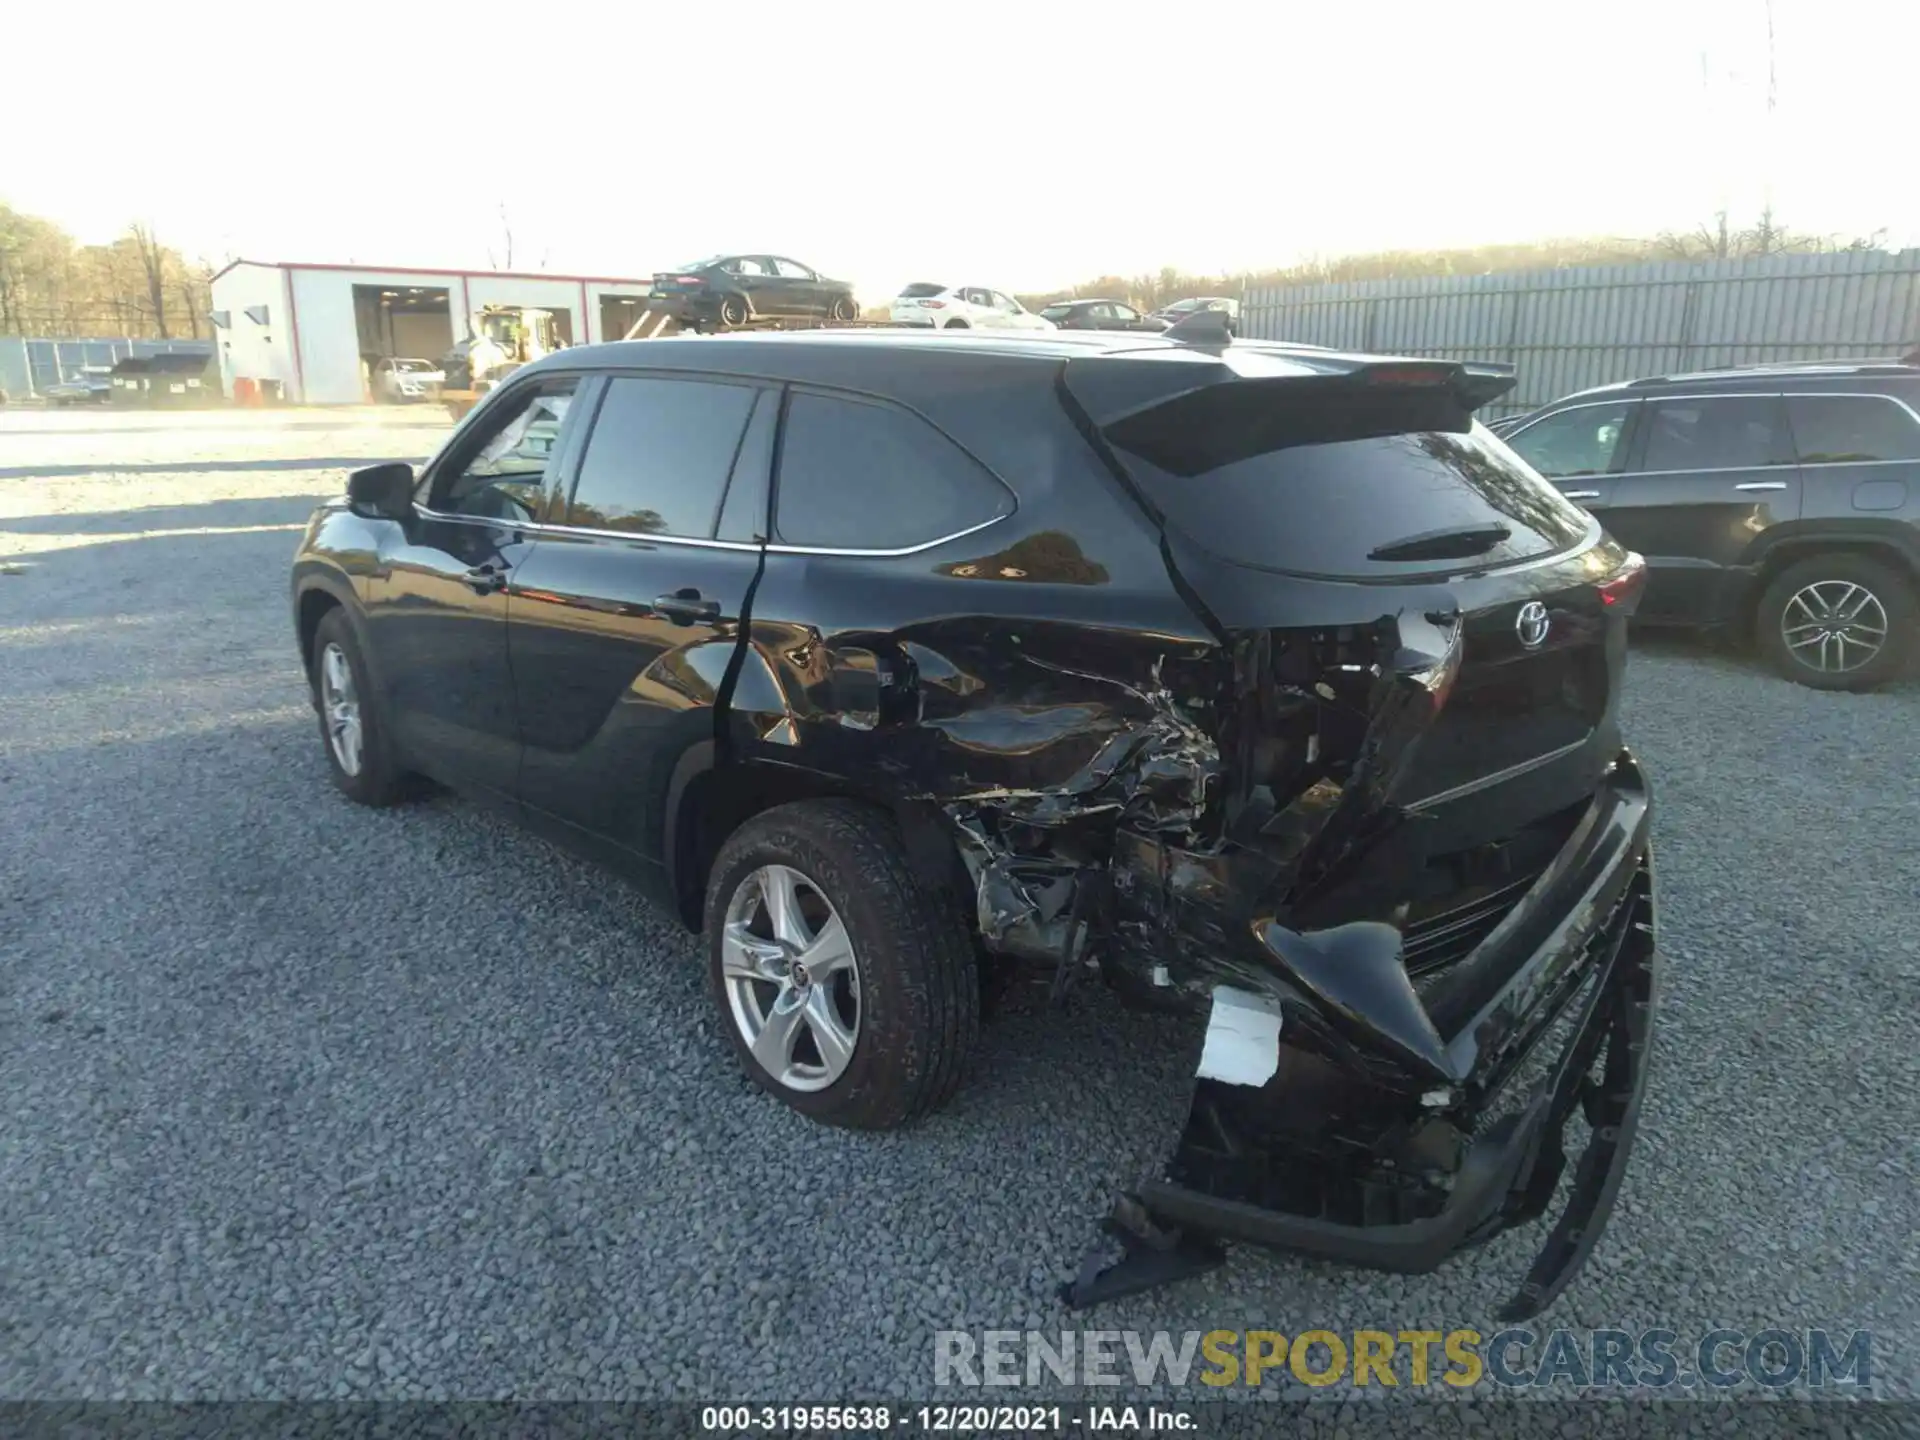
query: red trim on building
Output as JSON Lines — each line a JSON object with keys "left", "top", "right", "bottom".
{"left": 283, "top": 268, "right": 306, "bottom": 403}
{"left": 212, "top": 257, "right": 651, "bottom": 287}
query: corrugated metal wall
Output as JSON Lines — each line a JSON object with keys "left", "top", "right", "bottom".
{"left": 1241, "top": 251, "right": 1920, "bottom": 417}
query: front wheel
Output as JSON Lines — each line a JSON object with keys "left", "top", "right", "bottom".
{"left": 1755, "top": 553, "right": 1916, "bottom": 691}
{"left": 704, "top": 800, "right": 979, "bottom": 1130}
{"left": 309, "top": 608, "right": 413, "bottom": 805}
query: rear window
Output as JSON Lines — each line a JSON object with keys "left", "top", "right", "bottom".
{"left": 1124, "top": 425, "right": 1595, "bottom": 580}
{"left": 1040, "top": 304, "right": 1073, "bottom": 320}
{"left": 899, "top": 282, "right": 946, "bottom": 298}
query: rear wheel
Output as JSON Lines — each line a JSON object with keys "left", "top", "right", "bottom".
{"left": 1755, "top": 553, "right": 1916, "bottom": 691}
{"left": 943, "top": 318, "right": 970, "bottom": 330}
{"left": 718, "top": 294, "right": 749, "bottom": 328}
{"left": 829, "top": 295, "right": 858, "bottom": 324}
{"left": 704, "top": 800, "right": 978, "bottom": 1129}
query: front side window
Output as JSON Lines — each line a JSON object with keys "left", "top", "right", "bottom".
{"left": 771, "top": 258, "right": 813, "bottom": 279}
{"left": 563, "top": 376, "right": 759, "bottom": 537}
{"left": 1639, "top": 395, "right": 1789, "bottom": 472}
{"left": 1786, "top": 394, "right": 1920, "bottom": 464}
{"left": 773, "top": 391, "right": 1013, "bottom": 550}
{"left": 432, "top": 380, "right": 578, "bottom": 520}
{"left": 992, "top": 292, "right": 1021, "bottom": 312}
{"left": 1113, "top": 304, "right": 1141, "bottom": 322}
{"left": 1506, "top": 400, "right": 1636, "bottom": 478}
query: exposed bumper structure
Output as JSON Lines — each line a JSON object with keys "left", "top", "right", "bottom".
{"left": 1065, "top": 752, "right": 1658, "bottom": 1321}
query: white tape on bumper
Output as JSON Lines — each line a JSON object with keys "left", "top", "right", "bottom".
{"left": 1195, "top": 986, "right": 1284, "bottom": 1087}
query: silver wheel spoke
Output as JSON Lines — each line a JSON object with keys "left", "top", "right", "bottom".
{"left": 751, "top": 989, "right": 807, "bottom": 1075}
{"left": 720, "top": 922, "right": 786, "bottom": 982}
{"left": 760, "top": 865, "right": 809, "bottom": 949}
{"left": 797, "top": 913, "right": 854, "bottom": 978}
{"left": 1782, "top": 582, "right": 1887, "bottom": 673}
{"left": 803, "top": 988, "right": 856, "bottom": 1080}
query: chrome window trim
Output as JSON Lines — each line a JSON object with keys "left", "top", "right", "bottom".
{"left": 410, "top": 503, "right": 1010, "bottom": 558}
{"left": 1405, "top": 738, "right": 1591, "bottom": 812}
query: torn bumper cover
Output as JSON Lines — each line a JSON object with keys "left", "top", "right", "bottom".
{"left": 1065, "top": 752, "right": 1657, "bottom": 1321}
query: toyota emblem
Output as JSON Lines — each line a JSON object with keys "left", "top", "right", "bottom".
{"left": 1516, "top": 600, "right": 1551, "bottom": 649}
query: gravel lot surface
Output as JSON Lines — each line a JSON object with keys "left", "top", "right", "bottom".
{"left": 2, "top": 408, "right": 1917, "bottom": 1425}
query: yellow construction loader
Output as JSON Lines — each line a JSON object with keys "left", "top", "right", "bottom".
{"left": 439, "top": 307, "right": 566, "bottom": 421}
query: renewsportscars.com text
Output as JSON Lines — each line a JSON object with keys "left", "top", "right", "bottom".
{"left": 934, "top": 1328, "right": 1872, "bottom": 1391}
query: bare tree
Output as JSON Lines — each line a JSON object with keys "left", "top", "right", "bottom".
{"left": 129, "top": 223, "right": 170, "bottom": 338}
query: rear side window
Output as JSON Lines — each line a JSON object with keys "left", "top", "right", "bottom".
{"left": 1506, "top": 400, "right": 1636, "bottom": 478}
{"left": 1639, "top": 395, "right": 1789, "bottom": 471}
{"left": 564, "top": 376, "right": 758, "bottom": 537}
{"left": 773, "top": 392, "right": 1013, "bottom": 550}
{"left": 1124, "top": 424, "right": 1594, "bottom": 580}
{"left": 1787, "top": 394, "right": 1920, "bottom": 463}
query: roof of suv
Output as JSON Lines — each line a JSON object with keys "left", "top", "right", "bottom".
{"left": 521, "top": 328, "right": 1375, "bottom": 383}
{"left": 1552, "top": 357, "right": 1920, "bottom": 406}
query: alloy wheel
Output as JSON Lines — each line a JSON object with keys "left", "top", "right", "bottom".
{"left": 319, "top": 641, "right": 364, "bottom": 776}
{"left": 1780, "top": 580, "right": 1889, "bottom": 675}
{"left": 721, "top": 864, "right": 861, "bottom": 1093}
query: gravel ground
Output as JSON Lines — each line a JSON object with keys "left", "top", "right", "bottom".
{"left": 2, "top": 408, "right": 1917, "bottom": 1424}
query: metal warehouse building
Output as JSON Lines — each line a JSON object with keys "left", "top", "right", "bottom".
{"left": 208, "top": 260, "right": 658, "bottom": 405}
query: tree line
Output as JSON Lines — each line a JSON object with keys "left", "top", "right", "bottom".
{"left": 1011, "top": 209, "right": 1894, "bottom": 314}
{"left": 0, "top": 202, "right": 213, "bottom": 340}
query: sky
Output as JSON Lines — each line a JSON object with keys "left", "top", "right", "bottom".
{"left": 8, "top": 0, "right": 1919, "bottom": 302}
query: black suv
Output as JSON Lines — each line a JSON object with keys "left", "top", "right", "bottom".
{"left": 292, "top": 329, "right": 1656, "bottom": 1317}
{"left": 1499, "top": 359, "right": 1920, "bottom": 690}
{"left": 648, "top": 254, "right": 859, "bottom": 331}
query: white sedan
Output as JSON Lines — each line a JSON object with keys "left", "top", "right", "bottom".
{"left": 889, "top": 283, "right": 1056, "bottom": 332}
{"left": 372, "top": 357, "right": 445, "bottom": 403}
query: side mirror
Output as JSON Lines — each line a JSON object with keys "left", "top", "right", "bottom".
{"left": 347, "top": 462, "right": 416, "bottom": 521}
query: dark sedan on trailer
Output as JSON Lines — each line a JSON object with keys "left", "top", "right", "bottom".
{"left": 648, "top": 254, "right": 860, "bottom": 332}
{"left": 1036, "top": 299, "right": 1169, "bottom": 333}
{"left": 292, "top": 328, "right": 1657, "bottom": 1319}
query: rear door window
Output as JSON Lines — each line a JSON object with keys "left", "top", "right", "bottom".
{"left": 1120, "top": 422, "right": 1594, "bottom": 580}
{"left": 562, "top": 375, "right": 759, "bottom": 537}
{"left": 1505, "top": 400, "right": 1637, "bottom": 478}
{"left": 1638, "top": 395, "right": 1790, "bottom": 472}
{"left": 1786, "top": 393, "right": 1920, "bottom": 463}
{"left": 773, "top": 391, "right": 1014, "bottom": 550}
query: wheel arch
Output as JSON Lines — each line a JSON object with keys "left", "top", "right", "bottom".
{"left": 294, "top": 573, "right": 358, "bottom": 673}
{"left": 1738, "top": 522, "right": 1920, "bottom": 627}
{"left": 665, "top": 752, "right": 969, "bottom": 933}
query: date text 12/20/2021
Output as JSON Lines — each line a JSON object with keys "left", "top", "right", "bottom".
{"left": 700, "top": 1405, "right": 1197, "bottom": 1433}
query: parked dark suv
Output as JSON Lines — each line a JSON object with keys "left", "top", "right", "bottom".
{"left": 1499, "top": 358, "right": 1920, "bottom": 690}
{"left": 292, "top": 329, "right": 1657, "bottom": 1317}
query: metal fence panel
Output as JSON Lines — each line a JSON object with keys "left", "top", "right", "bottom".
{"left": 0, "top": 336, "right": 213, "bottom": 399}
{"left": 1242, "top": 252, "right": 1920, "bottom": 416}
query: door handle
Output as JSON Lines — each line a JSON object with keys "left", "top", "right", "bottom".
{"left": 462, "top": 563, "right": 508, "bottom": 594}
{"left": 1562, "top": 489, "right": 1603, "bottom": 501}
{"left": 1734, "top": 481, "right": 1788, "bottom": 492}
{"left": 653, "top": 588, "right": 721, "bottom": 625}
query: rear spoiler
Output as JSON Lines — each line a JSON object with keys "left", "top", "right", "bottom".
{"left": 1069, "top": 356, "right": 1522, "bottom": 478}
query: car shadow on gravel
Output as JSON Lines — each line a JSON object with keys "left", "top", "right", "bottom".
{"left": 3, "top": 494, "right": 339, "bottom": 537}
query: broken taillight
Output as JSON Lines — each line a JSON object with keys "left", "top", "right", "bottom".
{"left": 1597, "top": 553, "right": 1647, "bottom": 612}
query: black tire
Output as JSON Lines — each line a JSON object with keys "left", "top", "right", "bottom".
{"left": 829, "top": 294, "right": 858, "bottom": 324}
{"left": 704, "top": 799, "right": 979, "bottom": 1130}
{"left": 943, "top": 318, "right": 970, "bottom": 330}
{"left": 718, "top": 294, "right": 749, "bottom": 328}
{"left": 309, "top": 608, "right": 412, "bottom": 805}
{"left": 1755, "top": 553, "right": 1916, "bottom": 691}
